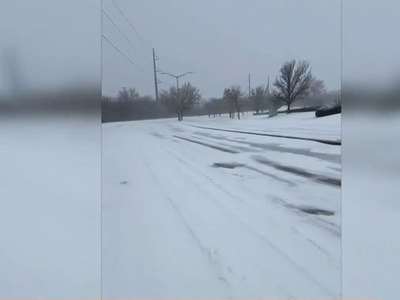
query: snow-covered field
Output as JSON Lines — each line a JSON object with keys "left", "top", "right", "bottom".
{"left": 2, "top": 111, "right": 399, "bottom": 299}
{"left": 102, "top": 112, "right": 341, "bottom": 298}
{"left": 342, "top": 113, "right": 400, "bottom": 300}
{"left": 0, "top": 116, "right": 101, "bottom": 298}
{"left": 185, "top": 111, "right": 341, "bottom": 141}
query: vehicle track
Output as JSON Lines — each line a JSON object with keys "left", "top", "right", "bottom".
{"left": 163, "top": 143, "right": 337, "bottom": 297}
{"left": 184, "top": 123, "right": 341, "bottom": 145}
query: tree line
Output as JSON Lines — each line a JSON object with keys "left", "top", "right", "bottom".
{"left": 102, "top": 59, "right": 340, "bottom": 122}
{"left": 102, "top": 87, "right": 172, "bottom": 122}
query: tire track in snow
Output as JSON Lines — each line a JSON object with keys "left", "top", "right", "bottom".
{"left": 169, "top": 142, "right": 340, "bottom": 253}
{"left": 175, "top": 133, "right": 339, "bottom": 188}
{"left": 144, "top": 140, "right": 294, "bottom": 297}
{"left": 184, "top": 123, "right": 341, "bottom": 145}
{"left": 182, "top": 129, "right": 340, "bottom": 237}
{"left": 163, "top": 144, "right": 337, "bottom": 297}
{"left": 193, "top": 131, "right": 340, "bottom": 164}
{"left": 173, "top": 135, "right": 238, "bottom": 153}
{"left": 141, "top": 152, "right": 234, "bottom": 297}
{"left": 164, "top": 194, "right": 234, "bottom": 291}
{"left": 171, "top": 132, "right": 339, "bottom": 235}
{"left": 253, "top": 155, "right": 341, "bottom": 187}
{"left": 155, "top": 150, "right": 293, "bottom": 298}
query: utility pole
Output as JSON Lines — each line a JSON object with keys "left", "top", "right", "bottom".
{"left": 152, "top": 48, "right": 159, "bottom": 101}
{"left": 161, "top": 71, "right": 193, "bottom": 121}
{"left": 176, "top": 78, "right": 180, "bottom": 118}
{"left": 248, "top": 73, "right": 251, "bottom": 98}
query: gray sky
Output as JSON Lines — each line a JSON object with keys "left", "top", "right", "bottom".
{"left": 343, "top": 0, "right": 400, "bottom": 87}
{"left": 102, "top": 0, "right": 341, "bottom": 98}
{"left": 0, "top": 0, "right": 100, "bottom": 95}
{"left": 3, "top": 1, "right": 399, "bottom": 98}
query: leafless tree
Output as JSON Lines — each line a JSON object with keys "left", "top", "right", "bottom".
{"left": 273, "top": 60, "right": 312, "bottom": 113}
{"left": 117, "top": 87, "right": 139, "bottom": 103}
{"left": 250, "top": 85, "right": 269, "bottom": 113}
{"left": 204, "top": 98, "right": 224, "bottom": 117}
{"left": 160, "top": 86, "right": 178, "bottom": 119}
{"left": 309, "top": 76, "right": 326, "bottom": 97}
{"left": 160, "top": 82, "right": 200, "bottom": 121}
{"left": 102, "top": 87, "right": 172, "bottom": 122}
{"left": 223, "top": 86, "right": 244, "bottom": 119}
{"left": 306, "top": 76, "right": 326, "bottom": 107}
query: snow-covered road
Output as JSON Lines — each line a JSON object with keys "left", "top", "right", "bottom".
{"left": 102, "top": 113, "right": 341, "bottom": 298}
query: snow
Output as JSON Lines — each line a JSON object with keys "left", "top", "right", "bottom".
{"left": 3, "top": 110, "right": 398, "bottom": 299}
{"left": 342, "top": 113, "right": 400, "bottom": 300}
{"left": 102, "top": 112, "right": 341, "bottom": 298}
{"left": 185, "top": 112, "right": 341, "bottom": 141}
{"left": 0, "top": 115, "right": 101, "bottom": 298}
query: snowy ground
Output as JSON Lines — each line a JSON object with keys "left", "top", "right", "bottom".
{"left": 0, "top": 115, "right": 101, "bottom": 298}
{"left": 342, "top": 113, "right": 400, "bottom": 300}
{"left": 102, "top": 112, "right": 341, "bottom": 299}
{"left": 185, "top": 111, "right": 341, "bottom": 141}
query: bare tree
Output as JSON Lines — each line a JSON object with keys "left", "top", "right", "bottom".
{"left": 117, "top": 87, "right": 139, "bottom": 103}
{"left": 160, "top": 86, "right": 178, "bottom": 119}
{"left": 160, "top": 82, "right": 200, "bottom": 121}
{"left": 309, "top": 76, "right": 326, "bottom": 96}
{"left": 306, "top": 76, "right": 326, "bottom": 107}
{"left": 204, "top": 98, "right": 224, "bottom": 117}
{"left": 223, "top": 86, "right": 244, "bottom": 119}
{"left": 273, "top": 60, "right": 312, "bottom": 113}
{"left": 250, "top": 85, "right": 269, "bottom": 113}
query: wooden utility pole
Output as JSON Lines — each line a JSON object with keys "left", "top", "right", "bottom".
{"left": 152, "top": 48, "right": 159, "bottom": 101}
{"left": 248, "top": 73, "right": 251, "bottom": 98}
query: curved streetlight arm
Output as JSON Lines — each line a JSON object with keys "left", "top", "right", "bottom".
{"left": 177, "top": 71, "right": 193, "bottom": 78}
{"left": 161, "top": 71, "right": 193, "bottom": 79}
{"left": 160, "top": 71, "right": 193, "bottom": 122}
{"left": 161, "top": 72, "right": 177, "bottom": 79}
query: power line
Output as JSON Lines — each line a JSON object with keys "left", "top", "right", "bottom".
{"left": 111, "top": 0, "right": 153, "bottom": 52}
{"left": 109, "top": 1, "right": 197, "bottom": 82}
{"left": 102, "top": 34, "right": 149, "bottom": 76}
{"left": 102, "top": 9, "right": 152, "bottom": 66}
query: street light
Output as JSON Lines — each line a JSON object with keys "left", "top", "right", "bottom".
{"left": 161, "top": 71, "right": 193, "bottom": 121}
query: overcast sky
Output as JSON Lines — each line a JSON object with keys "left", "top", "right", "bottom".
{"left": 0, "top": 0, "right": 100, "bottom": 95}
{"left": 2, "top": 1, "right": 399, "bottom": 98}
{"left": 343, "top": 0, "right": 400, "bottom": 87}
{"left": 102, "top": 0, "right": 341, "bottom": 98}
